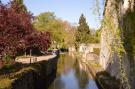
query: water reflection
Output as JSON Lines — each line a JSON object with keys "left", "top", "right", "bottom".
{"left": 48, "top": 54, "right": 98, "bottom": 89}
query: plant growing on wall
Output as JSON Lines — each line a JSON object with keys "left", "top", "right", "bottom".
{"left": 102, "top": 17, "right": 131, "bottom": 89}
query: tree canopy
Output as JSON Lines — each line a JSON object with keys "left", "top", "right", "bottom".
{"left": 11, "top": 0, "right": 27, "bottom": 12}
{"left": 33, "top": 12, "right": 68, "bottom": 49}
{"left": 75, "top": 14, "right": 90, "bottom": 44}
{"left": 0, "top": 1, "right": 51, "bottom": 59}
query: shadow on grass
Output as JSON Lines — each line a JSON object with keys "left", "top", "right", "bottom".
{"left": 0, "top": 62, "right": 30, "bottom": 76}
{"left": 0, "top": 55, "right": 59, "bottom": 89}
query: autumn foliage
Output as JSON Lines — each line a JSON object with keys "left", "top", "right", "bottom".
{"left": 0, "top": 1, "right": 51, "bottom": 60}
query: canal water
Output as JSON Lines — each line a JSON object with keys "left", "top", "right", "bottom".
{"left": 48, "top": 54, "right": 98, "bottom": 89}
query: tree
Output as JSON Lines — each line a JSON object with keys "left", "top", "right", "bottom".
{"left": 11, "top": 0, "right": 27, "bottom": 12}
{"left": 0, "top": 2, "right": 31, "bottom": 58}
{"left": 75, "top": 14, "right": 90, "bottom": 44}
{"left": 0, "top": 1, "right": 51, "bottom": 60}
{"left": 33, "top": 12, "right": 55, "bottom": 31}
{"left": 33, "top": 12, "right": 67, "bottom": 49}
{"left": 25, "top": 31, "right": 51, "bottom": 55}
{"left": 64, "top": 22, "right": 76, "bottom": 47}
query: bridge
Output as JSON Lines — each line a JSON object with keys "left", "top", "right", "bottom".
{"left": 79, "top": 43, "right": 100, "bottom": 53}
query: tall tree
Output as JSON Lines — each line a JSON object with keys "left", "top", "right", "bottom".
{"left": 0, "top": 1, "right": 51, "bottom": 60}
{"left": 0, "top": 1, "right": 33, "bottom": 58}
{"left": 76, "top": 14, "right": 90, "bottom": 44}
{"left": 33, "top": 12, "right": 67, "bottom": 49}
{"left": 64, "top": 22, "right": 76, "bottom": 47}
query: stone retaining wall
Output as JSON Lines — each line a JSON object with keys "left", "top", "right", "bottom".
{"left": 11, "top": 55, "right": 59, "bottom": 89}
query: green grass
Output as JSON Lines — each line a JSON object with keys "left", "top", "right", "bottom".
{"left": 0, "top": 78, "right": 12, "bottom": 89}
{"left": 0, "top": 59, "right": 48, "bottom": 87}
{"left": 0, "top": 63, "right": 23, "bottom": 75}
{"left": 0, "top": 67, "right": 35, "bottom": 89}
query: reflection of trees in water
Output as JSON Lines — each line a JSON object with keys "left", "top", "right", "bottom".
{"left": 57, "top": 55, "right": 65, "bottom": 76}
{"left": 74, "top": 58, "right": 89, "bottom": 89}
{"left": 54, "top": 54, "right": 91, "bottom": 89}
{"left": 48, "top": 78, "right": 65, "bottom": 89}
{"left": 57, "top": 54, "right": 76, "bottom": 76}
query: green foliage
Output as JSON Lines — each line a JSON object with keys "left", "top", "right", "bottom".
{"left": 87, "top": 34, "right": 100, "bottom": 43}
{"left": 102, "top": 12, "right": 131, "bottom": 89}
{"left": 64, "top": 26, "right": 77, "bottom": 47}
{"left": 78, "top": 14, "right": 90, "bottom": 33}
{"left": 3, "top": 55, "right": 13, "bottom": 65}
{"left": 34, "top": 12, "right": 100, "bottom": 50}
{"left": 12, "top": 0, "right": 27, "bottom": 12}
{"left": 0, "top": 63, "right": 22, "bottom": 74}
{"left": 33, "top": 12, "right": 67, "bottom": 49}
{"left": 76, "top": 14, "right": 90, "bottom": 44}
{"left": 122, "top": 8, "right": 135, "bottom": 89}
{"left": 33, "top": 12, "right": 55, "bottom": 31}
{"left": 123, "top": 10, "right": 135, "bottom": 58}
{"left": 75, "top": 14, "right": 100, "bottom": 45}
{"left": 95, "top": 28, "right": 101, "bottom": 41}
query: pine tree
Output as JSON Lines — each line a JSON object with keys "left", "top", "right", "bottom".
{"left": 76, "top": 14, "right": 90, "bottom": 44}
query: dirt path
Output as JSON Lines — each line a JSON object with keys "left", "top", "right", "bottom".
{"left": 16, "top": 55, "right": 56, "bottom": 64}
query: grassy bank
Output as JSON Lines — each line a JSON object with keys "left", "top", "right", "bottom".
{"left": 0, "top": 55, "right": 58, "bottom": 89}
{"left": 0, "top": 66, "right": 35, "bottom": 89}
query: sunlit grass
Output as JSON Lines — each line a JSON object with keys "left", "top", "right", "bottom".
{"left": 0, "top": 60, "right": 47, "bottom": 88}
{"left": 0, "top": 78, "right": 12, "bottom": 89}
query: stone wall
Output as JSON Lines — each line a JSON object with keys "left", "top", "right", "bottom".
{"left": 79, "top": 44, "right": 100, "bottom": 53}
{"left": 78, "top": 44, "right": 100, "bottom": 63}
{"left": 11, "top": 55, "right": 59, "bottom": 89}
{"left": 100, "top": 0, "right": 120, "bottom": 70}
{"left": 100, "top": 0, "right": 135, "bottom": 88}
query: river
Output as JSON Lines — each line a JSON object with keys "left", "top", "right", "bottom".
{"left": 48, "top": 54, "right": 98, "bottom": 89}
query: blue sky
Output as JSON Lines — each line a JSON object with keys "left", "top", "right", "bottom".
{"left": 1, "top": 0, "right": 104, "bottom": 29}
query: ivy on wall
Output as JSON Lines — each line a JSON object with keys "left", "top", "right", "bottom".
{"left": 101, "top": 0, "right": 133, "bottom": 88}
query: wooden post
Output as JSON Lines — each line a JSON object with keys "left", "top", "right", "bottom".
{"left": 25, "top": 49, "right": 26, "bottom": 57}
{"left": 30, "top": 49, "right": 32, "bottom": 64}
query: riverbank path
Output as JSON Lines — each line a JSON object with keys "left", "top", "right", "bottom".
{"left": 16, "top": 55, "right": 56, "bottom": 64}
